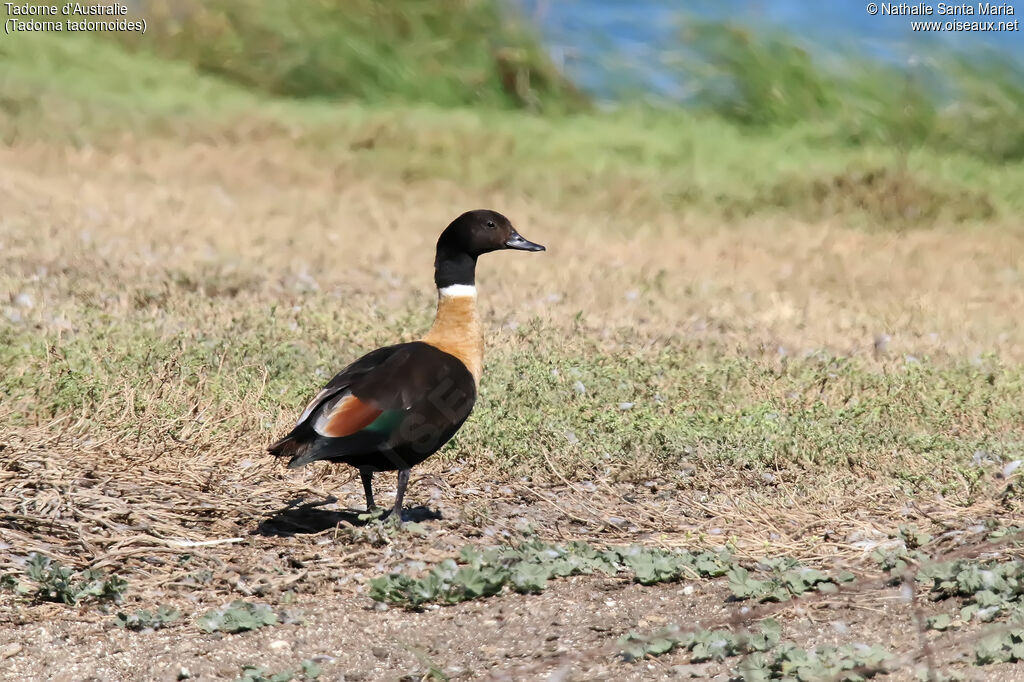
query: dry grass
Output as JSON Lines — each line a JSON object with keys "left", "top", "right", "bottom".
{"left": 3, "top": 140, "right": 1023, "bottom": 358}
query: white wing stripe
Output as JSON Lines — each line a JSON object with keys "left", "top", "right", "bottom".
{"left": 296, "top": 387, "right": 336, "bottom": 426}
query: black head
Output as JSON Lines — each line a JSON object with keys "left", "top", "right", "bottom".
{"left": 437, "top": 209, "right": 544, "bottom": 257}
{"left": 434, "top": 210, "right": 545, "bottom": 288}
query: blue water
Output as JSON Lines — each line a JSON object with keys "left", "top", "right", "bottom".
{"left": 514, "top": 0, "right": 1024, "bottom": 100}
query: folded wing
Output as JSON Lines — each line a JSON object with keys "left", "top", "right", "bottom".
{"left": 269, "top": 342, "right": 477, "bottom": 470}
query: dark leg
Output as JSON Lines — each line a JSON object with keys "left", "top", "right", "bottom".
{"left": 360, "top": 469, "right": 376, "bottom": 511}
{"left": 391, "top": 469, "right": 411, "bottom": 521}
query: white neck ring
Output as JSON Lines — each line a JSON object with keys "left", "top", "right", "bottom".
{"left": 438, "top": 284, "right": 477, "bottom": 298}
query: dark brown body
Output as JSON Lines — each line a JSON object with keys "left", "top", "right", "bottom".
{"left": 268, "top": 342, "right": 476, "bottom": 472}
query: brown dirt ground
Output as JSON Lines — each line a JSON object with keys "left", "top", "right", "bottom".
{"left": 8, "top": 576, "right": 1024, "bottom": 682}
{"left": 2, "top": 432, "right": 1022, "bottom": 681}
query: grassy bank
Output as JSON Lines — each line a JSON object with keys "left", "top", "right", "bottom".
{"left": 2, "top": 20, "right": 1023, "bottom": 225}
{"left": 679, "top": 19, "right": 1024, "bottom": 163}
{"left": 112, "top": 0, "right": 588, "bottom": 112}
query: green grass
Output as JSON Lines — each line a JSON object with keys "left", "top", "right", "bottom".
{"left": 284, "top": 104, "right": 1022, "bottom": 224}
{"left": 678, "top": 19, "right": 1024, "bottom": 163}
{"left": 0, "top": 31, "right": 256, "bottom": 142}
{"left": 113, "top": 0, "right": 587, "bottom": 112}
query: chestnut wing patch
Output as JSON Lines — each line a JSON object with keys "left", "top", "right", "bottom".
{"left": 313, "top": 393, "right": 384, "bottom": 438}
{"left": 287, "top": 344, "right": 408, "bottom": 432}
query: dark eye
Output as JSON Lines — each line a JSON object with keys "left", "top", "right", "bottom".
{"left": 486, "top": 220, "right": 496, "bottom": 228}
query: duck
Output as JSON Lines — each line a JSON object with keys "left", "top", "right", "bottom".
{"left": 268, "top": 209, "right": 545, "bottom": 520}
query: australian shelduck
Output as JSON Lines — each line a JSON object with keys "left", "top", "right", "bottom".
{"left": 268, "top": 210, "right": 545, "bottom": 520}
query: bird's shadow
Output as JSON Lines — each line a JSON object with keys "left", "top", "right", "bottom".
{"left": 256, "top": 497, "right": 442, "bottom": 537}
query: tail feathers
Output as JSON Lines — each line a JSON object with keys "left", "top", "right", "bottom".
{"left": 286, "top": 447, "right": 331, "bottom": 469}
{"left": 268, "top": 435, "right": 311, "bottom": 466}
{"left": 269, "top": 431, "right": 389, "bottom": 469}
{"left": 268, "top": 436, "right": 330, "bottom": 470}
{"left": 268, "top": 436, "right": 296, "bottom": 457}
